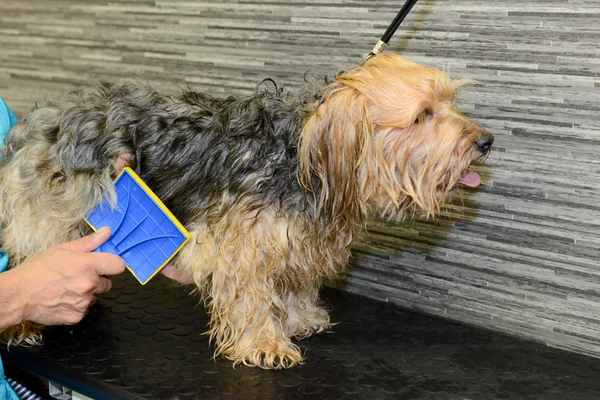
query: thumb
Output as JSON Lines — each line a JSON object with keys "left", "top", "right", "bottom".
{"left": 59, "top": 227, "right": 112, "bottom": 253}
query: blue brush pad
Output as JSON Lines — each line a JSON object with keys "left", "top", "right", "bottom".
{"left": 86, "top": 169, "right": 188, "bottom": 284}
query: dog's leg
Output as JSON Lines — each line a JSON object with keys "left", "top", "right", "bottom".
{"left": 280, "top": 235, "right": 349, "bottom": 340}
{"left": 210, "top": 236, "right": 304, "bottom": 368}
{"left": 209, "top": 260, "right": 303, "bottom": 369}
{"left": 179, "top": 209, "right": 302, "bottom": 369}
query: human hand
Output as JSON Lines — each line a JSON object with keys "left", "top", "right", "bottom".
{"left": 10, "top": 227, "right": 125, "bottom": 326}
{"left": 160, "top": 264, "right": 194, "bottom": 284}
{"left": 114, "top": 152, "right": 133, "bottom": 177}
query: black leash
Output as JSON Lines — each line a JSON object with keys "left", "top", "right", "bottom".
{"left": 366, "top": 0, "right": 420, "bottom": 60}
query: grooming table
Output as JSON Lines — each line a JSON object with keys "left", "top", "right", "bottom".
{"left": 2, "top": 273, "right": 600, "bottom": 400}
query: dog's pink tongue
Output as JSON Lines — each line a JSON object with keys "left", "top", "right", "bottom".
{"left": 458, "top": 171, "right": 481, "bottom": 188}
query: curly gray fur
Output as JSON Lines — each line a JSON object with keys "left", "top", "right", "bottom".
{"left": 1, "top": 77, "right": 333, "bottom": 226}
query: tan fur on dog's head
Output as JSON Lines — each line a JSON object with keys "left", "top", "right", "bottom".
{"left": 299, "top": 53, "right": 493, "bottom": 231}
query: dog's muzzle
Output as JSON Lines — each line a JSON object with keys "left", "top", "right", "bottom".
{"left": 457, "top": 132, "right": 494, "bottom": 188}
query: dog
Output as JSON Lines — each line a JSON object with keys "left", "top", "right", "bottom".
{"left": 0, "top": 54, "right": 493, "bottom": 369}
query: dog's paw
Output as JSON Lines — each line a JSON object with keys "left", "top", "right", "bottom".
{"left": 229, "top": 338, "right": 303, "bottom": 369}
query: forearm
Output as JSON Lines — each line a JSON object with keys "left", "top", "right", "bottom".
{"left": 0, "top": 269, "right": 26, "bottom": 332}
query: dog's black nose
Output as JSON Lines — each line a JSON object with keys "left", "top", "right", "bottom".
{"left": 474, "top": 133, "right": 494, "bottom": 153}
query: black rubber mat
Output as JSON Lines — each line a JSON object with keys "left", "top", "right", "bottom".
{"left": 2, "top": 272, "right": 600, "bottom": 400}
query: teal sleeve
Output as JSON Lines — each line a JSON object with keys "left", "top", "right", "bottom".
{"left": 0, "top": 97, "right": 18, "bottom": 399}
{"left": 0, "top": 253, "right": 8, "bottom": 273}
{"left": 0, "top": 362, "right": 20, "bottom": 400}
{"left": 0, "top": 97, "right": 17, "bottom": 271}
{"left": 0, "top": 97, "right": 18, "bottom": 145}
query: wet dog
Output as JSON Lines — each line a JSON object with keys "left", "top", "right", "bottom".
{"left": 0, "top": 54, "right": 493, "bottom": 368}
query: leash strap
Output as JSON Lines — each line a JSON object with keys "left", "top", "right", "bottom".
{"left": 366, "top": 0, "right": 420, "bottom": 60}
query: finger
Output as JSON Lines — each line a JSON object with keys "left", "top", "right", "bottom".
{"left": 60, "top": 310, "right": 86, "bottom": 325}
{"left": 82, "top": 305, "right": 92, "bottom": 320}
{"left": 114, "top": 152, "right": 133, "bottom": 176}
{"left": 88, "top": 253, "right": 126, "bottom": 276}
{"left": 85, "top": 296, "right": 98, "bottom": 313}
{"left": 94, "top": 277, "right": 113, "bottom": 295}
{"left": 161, "top": 264, "right": 194, "bottom": 284}
{"left": 59, "top": 227, "right": 112, "bottom": 253}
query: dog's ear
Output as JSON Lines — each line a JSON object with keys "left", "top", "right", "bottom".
{"left": 298, "top": 86, "right": 372, "bottom": 231}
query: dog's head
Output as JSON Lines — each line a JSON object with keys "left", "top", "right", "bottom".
{"left": 299, "top": 53, "right": 493, "bottom": 224}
